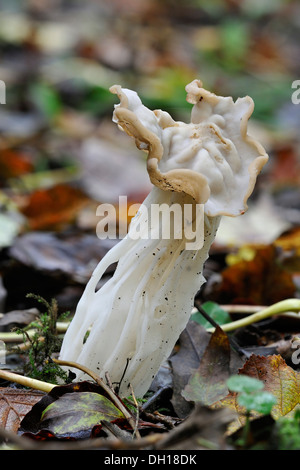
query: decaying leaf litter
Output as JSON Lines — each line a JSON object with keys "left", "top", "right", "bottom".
{"left": 0, "top": 0, "right": 300, "bottom": 451}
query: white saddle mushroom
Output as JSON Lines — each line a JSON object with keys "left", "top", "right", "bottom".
{"left": 59, "top": 79, "right": 268, "bottom": 397}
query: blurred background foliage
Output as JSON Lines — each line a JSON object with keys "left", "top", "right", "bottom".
{"left": 0, "top": 0, "right": 299, "bottom": 122}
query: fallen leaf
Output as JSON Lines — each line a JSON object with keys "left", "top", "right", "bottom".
{"left": 0, "top": 149, "right": 33, "bottom": 180}
{"left": 212, "top": 389, "right": 249, "bottom": 433}
{"left": 169, "top": 321, "right": 211, "bottom": 418}
{"left": 156, "top": 405, "right": 235, "bottom": 450}
{"left": 19, "top": 381, "right": 121, "bottom": 438}
{"left": 19, "top": 380, "right": 160, "bottom": 440}
{"left": 275, "top": 227, "right": 300, "bottom": 255}
{"left": 269, "top": 145, "right": 300, "bottom": 188}
{"left": 274, "top": 227, "right": 300, "bottom": 272}
{"left": 39, "top": 391, "right": 125, "bottom": 438}
{"left": 213, "top": 245, "right": 296, "bottom": 305}
{"left": 213, "top": 354, "right": 300, "bottom": 423}
{"left": 239, "top": 354, "right": 300, "bottom": 419}
{"left": 182, "top": 326, "right": 231, "bottom": 406}
{"left": 9, "top": 231, "right": 117, "bottom": 284}
{"left": 19, "top": 183, "right": 89, "bottom": 230}
{"left": 0, "top": 308, "right": 39, "bottom": 330}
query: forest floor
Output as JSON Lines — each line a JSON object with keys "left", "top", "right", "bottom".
{"left": 0, "top": 0, "right": 299, "bottom": 451}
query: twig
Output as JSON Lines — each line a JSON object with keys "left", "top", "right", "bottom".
{"left": 129, "top": 384, "right": 140, "bottom": 439}
{"left": 0, "top": 329, "right": 37, "bottom": 343}
{"left": 219, "top": 304, "right": 267, "bottom": 314}
{"left": 11, "top": 336, "right": 45, "bottom": 352}
{"left": 0, "top": 426, "right": 163, "bottom": 450}
{"left": 101, "top": 420, "right": 133, "bottom": 441}
{"left": 0, "top": 322, "right": 69, "bottom": 343}
{"left": 141, "top": 409, "right": 178, "bottom": 430}
{"left": 194, "top": 299, "right": 220, "bottom": 330}
{"left": 194, "top": 300, "right": 245, "bottom": 355}
{"left": 105, "top": 371, "right": 114, "bottom": 390}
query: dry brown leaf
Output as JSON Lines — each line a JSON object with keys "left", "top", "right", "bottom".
{"left": 182, "top": 326, "right": 231, "bottom": 406}
{"left": 274, "top": 227, "right": 300, "bottom": 273}
{"left": 239, "top": 354, "right": 300, "bottom": 419}
{"left": 211, "top": 354, "right": 300, "bottom": 435}
{"left": 213, "top": 245, "right": 296, "bottom": 305}
{"left": 0, "top": 149, "right": 33, "bottom": 180}
{"left": 211, "top": 390, "right": 250, "bottom": 434}
{"left": 269, "top": 145, "right": 300, "bottom": 188}
{"left": 19, "top": 183, "right": 89, "bottom": 230}
{"left": 0, "top": 387, "right": 44, "bottom": 433}
{"left": 275, "top": 227, "right": 300, "bottom": 255}
{"left": 213, "top": 354, "right": 300, "bottom": 421}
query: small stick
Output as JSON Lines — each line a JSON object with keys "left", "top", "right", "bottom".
{"left": 0, "top": 369, "right": 54, "bottom": 393}
{"left": 129, "top": 384, "right": 140, "bottom": 439}
{"left": 206, "top": 299, "right": 300, "bottom": 333}
{"left": 220, "top": 304, "right": 266, "bottom": 314}
{"left": 0, "top": 426, "right": 163, "bottom": 450}
{"left": 0, "top": 322, "right": 69, "bottom": 343}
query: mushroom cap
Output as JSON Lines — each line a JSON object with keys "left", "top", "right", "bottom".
{"left": 110, "top": 79, "right": 268, "bottom": 217}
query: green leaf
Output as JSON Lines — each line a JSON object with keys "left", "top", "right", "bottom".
{"left": 220, "top": 20, "right": 250, "bottom": 67}
{"left": 238, "top": 391, "right": 277, "bottom": 415}
{"left": 80, "top": 84, "right": 115, "bottom": 115}
{"left": 29, "top": 82, "right": 62, "bottom": 120}
{"left": 227, "top": 374, "right": 277, "bottom": 415}
{"left": 227, "top": 375, "right": 264, "bottom": 394}
{"left": 191, "top": 301, "right": 231, "bottom": 329}
{"left": 40, "top": 392, "right": 125, "bottom": 436}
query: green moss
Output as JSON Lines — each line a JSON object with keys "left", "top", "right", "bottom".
{"left": 15, "top": 294, "right": 69, "bottom": 384}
